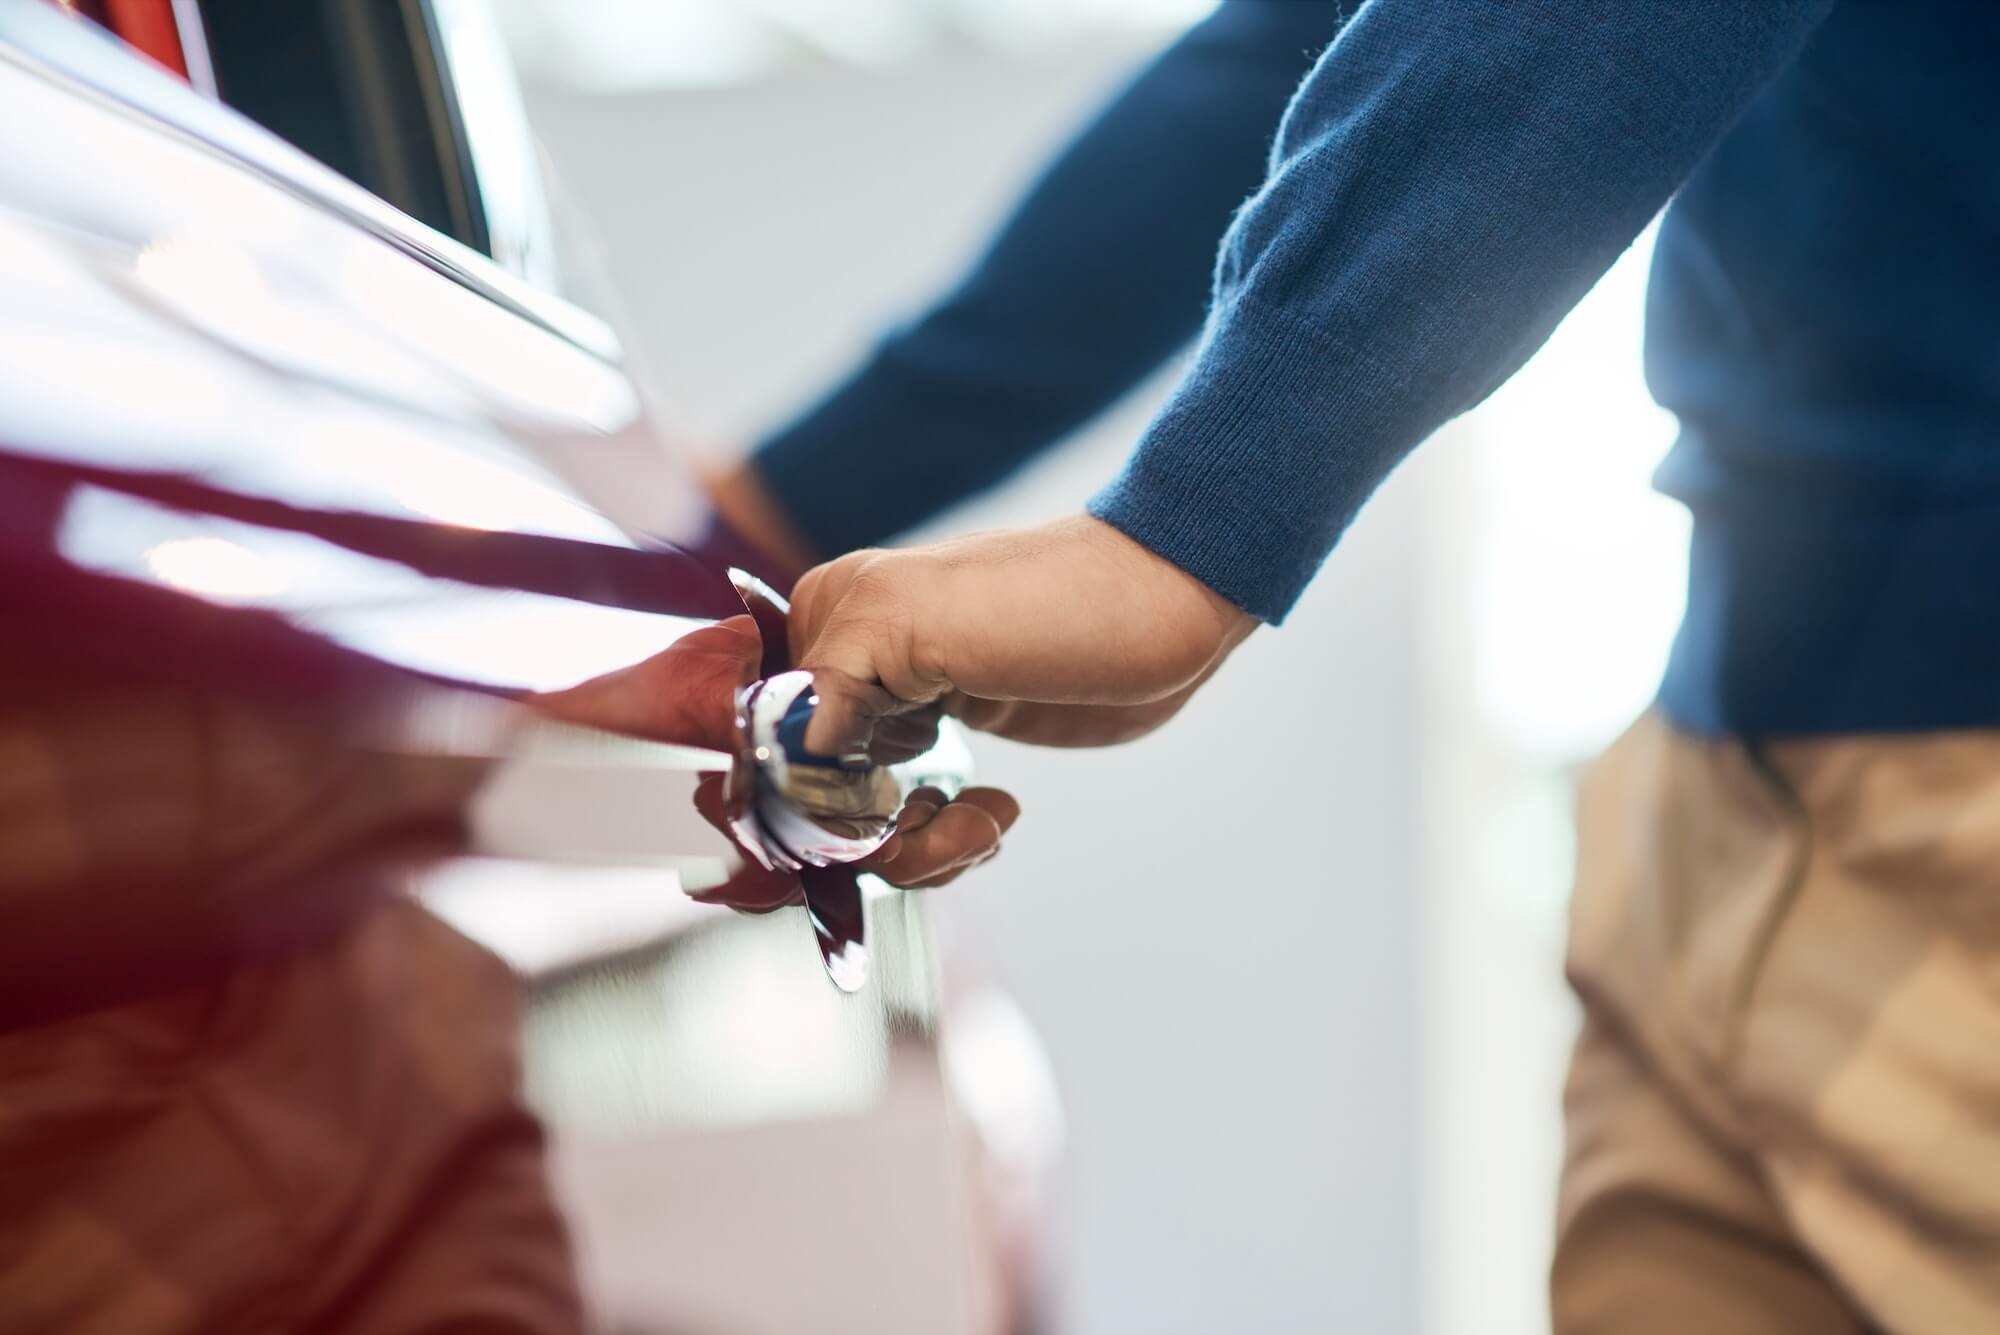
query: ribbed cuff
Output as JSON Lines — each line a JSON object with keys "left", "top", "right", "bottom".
{"left": 1088, "top": 300, "right": 1397, "bottom": 625}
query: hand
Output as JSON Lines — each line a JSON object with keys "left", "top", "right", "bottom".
{"left": 528, "top": 617, "right": 1018, "bottom": 909}
{"left": 789, "top": 515, "right": 1256, "bottom": 754}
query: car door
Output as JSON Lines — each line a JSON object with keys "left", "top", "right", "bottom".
{"left": 0, "top": 4, "right": 1016, "bottom": 1330}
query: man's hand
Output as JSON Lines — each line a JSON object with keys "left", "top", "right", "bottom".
{"left": 528, "top": 617, "right": 1019, "bottom": 908}
{"left": 790, "top": 515, "right": 1256, "bottom": 754}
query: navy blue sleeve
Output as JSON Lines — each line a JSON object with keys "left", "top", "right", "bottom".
{"left": 1090, "top": 0, "right": 1834, "bottom": 623}
{"left": 751, "top": 1, "right": 1343, "bottom": 558}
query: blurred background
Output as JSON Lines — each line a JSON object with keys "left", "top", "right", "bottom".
{"left": 486, "top": 1, "right": 1689, "bottom": 1331}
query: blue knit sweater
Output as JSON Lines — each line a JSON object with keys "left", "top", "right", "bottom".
{"left": 755, "top": 0, "right": 2000, "bottom": 736}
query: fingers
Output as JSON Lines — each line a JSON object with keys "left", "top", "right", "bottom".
{"left": 787, "top": 519, "right": 1258, "bottom": 746}
{"left": 795, "top": 666, "right": 905, "bottom": 763}
{"left": 942, "top": 690, "right": 1197, "bottom": 748}
{"left": 938, "top": 690, "right": 1019, "bottom": 734}
{"left": 788, "top": 551, "right": 952, "bottom": 703}
{"left": 866, "top": 708, "right": 941, "bottom": 766}
{"left": 863, "top": 786, "right": 1020, "bottom": 889}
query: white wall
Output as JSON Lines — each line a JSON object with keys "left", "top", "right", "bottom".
{"left": 520, "top": 38, "right": 1433, "bottom": 1334}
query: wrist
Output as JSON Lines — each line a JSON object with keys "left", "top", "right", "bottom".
{"left": 1071, "top": 512, "right": 1256, "bottom": 658}
{"left": 1019, "top": 514, "right": 1254, "bottom": 701}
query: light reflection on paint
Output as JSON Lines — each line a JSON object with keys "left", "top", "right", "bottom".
{"left": 336, "top": 240, "right": 638, "bottom": 432}
{"left": 142, "top": 535, "right": 287, "bottom": 600}
{"left": 133, "top": 234, "right": 273, "bottom": 330}
{"left": 60, "top": 485, "right": 702, "bottom": 690}
{"left": 128, "top": 230, "right": 635, "bottom": 438}
{"left": 282, "top": 404, "right": 631, "bottom": 543}
{"left": 130, "top": 232, "right": 449, "bottom": 409}
{"left": 382, "top": 451, "right": 596, "bottom": 532}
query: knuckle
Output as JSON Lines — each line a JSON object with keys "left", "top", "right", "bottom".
{"left": 843, "top": 555, "right": 908, "bottom": 608}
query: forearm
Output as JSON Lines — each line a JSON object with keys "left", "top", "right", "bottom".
{"left": 1092, "top": 0, "right": 1834, "bottom": 622}
{"left": 752, "top": 0, "right": 1343, "bottom": 558}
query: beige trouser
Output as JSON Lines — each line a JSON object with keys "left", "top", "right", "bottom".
{"left": 1554, "top": 710, "right": 2000, "bottom": 1334}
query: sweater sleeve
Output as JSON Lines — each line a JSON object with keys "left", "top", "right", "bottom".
{"left": 751, "top": 1, "right": 1346, "bottom": 558}
{"left": 1089, "top": 0, "right": 1834, "bottom": 623}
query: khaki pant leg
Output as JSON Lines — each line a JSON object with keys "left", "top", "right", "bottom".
{"left": 1553, "top": 711, "right": 1867, "bottom": 1334}
{"left": 1554, "top": 1014, "right": 1869, "bottom": 1335}
{"left": 1734, "top": 731, "right": 2000, "bottom": 1335}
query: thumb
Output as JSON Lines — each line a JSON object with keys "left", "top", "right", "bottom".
{"left": 793, "top": 665, "right": 914, "bottom": 763}
{"left": 790, "top": 554, "right": 951, "bottom": 757}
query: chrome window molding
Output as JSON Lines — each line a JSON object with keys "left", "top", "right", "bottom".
{"left": 0, "top": 0, "right": 618, "bottom": 362}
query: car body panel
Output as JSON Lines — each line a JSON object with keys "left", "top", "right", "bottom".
{"left": 0, "top": 6, "right": 1040, "bottom": 1329}
{"left": 0, "top": 0, "right": 941, "bottom": 1093}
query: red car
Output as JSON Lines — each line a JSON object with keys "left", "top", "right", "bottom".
{"left": 0, "top": 3, "right": 1057, "bottom": 1331}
